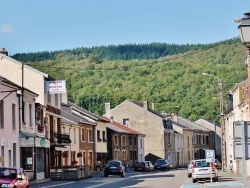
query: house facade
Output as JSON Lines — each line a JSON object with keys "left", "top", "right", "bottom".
{"left": 104, "top": 100, "right": 165, "bottom": 162}
{"left": 61, "top": 102, "right": 96, "bottom": 170}
{"left": 171, "top": 113, "right": 214, "bottom": 162}
{"left": 102, "top": 116, "right": 144, "bottom": 167}
{"left": 0, "top": 77, "right": 22, "bottom": 168}
{"left": 0, "top": 53, "right": 69, "bottom": 180}
{"left": 224, "top": 81, "right": 250, "bottom": 175}
{"left": 195, "top": 118, "right": 222, "bottom": 159}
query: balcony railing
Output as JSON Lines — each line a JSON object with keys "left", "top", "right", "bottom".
{"left": 51, "top": 132, "right": 72, "bottom": 145}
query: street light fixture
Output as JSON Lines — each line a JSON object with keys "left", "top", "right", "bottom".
{"left": 202, "top": 72, "right": 225, "bottom": 171}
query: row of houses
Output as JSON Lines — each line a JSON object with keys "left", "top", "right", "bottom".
{"left": 0, "top": 50, "right": 220, "bottom": 181}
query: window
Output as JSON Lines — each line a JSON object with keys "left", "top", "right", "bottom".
{"left": 188, "top": 150, "right": 190, "bottom": 160}
{"left": 13, "top": 143, "right": 16, "bottom": 167}
{"left": 187, "top": 136, "right": 189, "bottom": 145}
{"left": 122, "top": 135, "right": 126, "bottom": 146}
{"left": 123, "top": 119, "right": 129, "bottom": 126}
{"left": 82, "top": 152, "right": 86, "bottom": 164}
{"left": 47, "top": 94, "right": 51, "bottom": 104}
{"left": 206, "top": 136, "right": 209, "bottom": 144}
{"left": 12, "top": 104, "right": 16, "bottom": 130}
{"left": 130, "top": 136, "right": 132, "bottom": 145}
{"left": 0, "top": 101, "right": 4, "bottom": 129}
{"left": 167, "top": 134, "right": 171, "bottom": 145}
{"left": 97, "top": 130, "right": 102, "bottom": 142}
{"left": 55, "top": 94, "right": 58, "bottom": 106}
{"left": 87, "top": 129, "right": 93, "bottom": 142}
{"left": 134, "top": 137, "right": 137, "bottom": 145}
{"left": 114, "top": 135, "right": 118, "bottom": 145}
{"left": 20, "top": 147, "right": 33, "bottom": 170}
{"left": 29, "top": 104, "right": 32, "bottom": 126}
{"left": 102, "top": 131, "right": 106, "bottom": 142}
{"left": 81, "top": 128, "right": 85, "bottom": 142}
{"left": 140, "top": 138, "right": 143, "bottom": 149}
{"left": 73, "top": 128, "right": 76, "bottom": 144}
{"left": 22, "top": 102, "right": 26, "bottom": 124}
{"left": 122, "top": 150, "right": 127, "bottom": 160}
{"left": 1, "top": 146, "right": 4, "bottom": 166}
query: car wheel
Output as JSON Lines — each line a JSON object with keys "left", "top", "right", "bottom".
{"left": 192, "top": 178, "right": 197, "bottom": 183}
{"left": 121, "top": 172, "right": 125, "bottom": 177}
{"left": 188, "top": 173, "right": 192, "bottom": 178}
{"left": 104, "top": 173, "right": 108, "bottom": 177}
{"left": 213, "top": 177, "right": 219, "bottom": 182}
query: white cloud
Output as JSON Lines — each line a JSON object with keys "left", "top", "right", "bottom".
{"left": 1, "top": 24, "right": 14, "bottom": 34}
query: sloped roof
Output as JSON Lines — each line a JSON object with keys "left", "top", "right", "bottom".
{"left": 0, "top": 54, "right": 48, "bottom": 78}
{"left": 66, "top": 101, "right": 109, "bottom": 122}
{"left": 101, "top": 116, "right": 143, "bottom": 135}
{"left": 177, "top": 116, "right": 209, "bottom": 131}
{"left": 0, "top": 76, "right": 38, "bottom": 97}
{"left": 61, "top": 103, "right": 95, "bottom": 125}
{"left": 127, "top": 99, "right": 168, "bottom": 118}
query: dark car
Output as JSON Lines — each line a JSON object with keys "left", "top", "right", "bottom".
{"left": 154, "top": 159, "right": 170, "bottom": 170}
{"left": 104, "top": 160, "right": 125, "bottom": 177}
{"left": 134, "top": 161, "right": 154, "bottom": 172}
{"left": 0, "top": 167, "right": 29, "bottom": 188}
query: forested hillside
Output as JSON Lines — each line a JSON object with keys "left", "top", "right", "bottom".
{"left": 14, "top": 38, "right": 247, "bottom": 123}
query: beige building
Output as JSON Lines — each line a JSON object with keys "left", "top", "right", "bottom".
{"left": 104, "top": 100, "right": 166, "bottom": 162}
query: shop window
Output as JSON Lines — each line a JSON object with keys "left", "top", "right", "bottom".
{"left": 20, "top": 147, "right": 33, "bottom": 170}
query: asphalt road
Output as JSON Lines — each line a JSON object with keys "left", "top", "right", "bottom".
{"left": 30, "top": 168, "right": 247, "bottom": 188}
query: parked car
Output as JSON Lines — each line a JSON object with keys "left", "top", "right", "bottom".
{"left": 154, "top": 159, "right": 170, "bottom": 170}
{"left": 134, "top": 161, "right": 154, "bottom": 172}
{"left": 191, "top": 159, "right": 218, "bottom": 183}
{"left": 104, "top": 160, "right": 125, "bottom": 177}
{"left": 0, "top": 167, "right": 29, "bottom": 188}
{"left": 214, "top": 159, "right": 222, "bottom": 170}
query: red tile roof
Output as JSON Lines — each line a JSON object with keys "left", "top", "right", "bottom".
{"left": 101, "top": 116, "right": 142, "bottom": 135}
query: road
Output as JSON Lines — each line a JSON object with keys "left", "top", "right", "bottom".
{"left": 30, "top": 168, "right": 244, "bottom": 188}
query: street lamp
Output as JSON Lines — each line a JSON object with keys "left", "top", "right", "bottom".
{"left": 236, "top": 12, "right": 250, "bottom": 187}
{"left": 202, "top": 73, "right": 225, "bottom": 171}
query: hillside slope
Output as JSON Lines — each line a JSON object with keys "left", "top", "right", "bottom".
{"left": 21, "top": 38, "right": 247, "bottom": 123}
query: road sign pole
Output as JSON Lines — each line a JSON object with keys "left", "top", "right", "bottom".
{"left": 242, "top": 121, "right": 247, "bottom": 188}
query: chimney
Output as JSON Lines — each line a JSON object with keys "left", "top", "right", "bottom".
{"left": 0, "top": 48, "right": 8, "bottom": 56}
{"left": 105, "top": 102, "right": 111, "bottom": 118}
{"left": 143, "top": 101, "right": 148, "bottom": 111}
{"left": 151, "top": 102, "right": 155, "bottom": 110}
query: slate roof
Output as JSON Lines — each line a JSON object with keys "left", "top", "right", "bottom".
{"left": 101, "top": 116, "right": 143, "bottom": 135}
{"left": 177, "top": 116, "right": 209, "bottom": 131}
{"left": 61, "top": 102, "right": 95, "bottom": 125}
{"left": 127, "top": 100, "right": 168, "bottom": 118}
{"left": 66, "top": 101, "right": 109, "bottom": 122}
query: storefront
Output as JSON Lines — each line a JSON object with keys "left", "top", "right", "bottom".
{"left": 20, "top": 136, "right": 50, "bottom": 180}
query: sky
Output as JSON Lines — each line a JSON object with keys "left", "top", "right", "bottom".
{"left": 1, "top": 0, "right": 250, "bottom": 55}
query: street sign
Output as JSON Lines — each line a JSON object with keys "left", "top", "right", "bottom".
{"left": 205, "top": 150, "right": 215, "bottom": 163}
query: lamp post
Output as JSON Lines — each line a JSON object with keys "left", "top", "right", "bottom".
{"left": 236, "top": 12, "right": 250, "bottom": 187}
{"left": 202, "top": 73, "right": 225, "bottom": 171}
{"left": 237, "top": 12, "right": 250, "bottom": 117}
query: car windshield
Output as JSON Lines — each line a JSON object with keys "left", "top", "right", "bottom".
{"left": 108, "top": 161, "right": 121, "bottom": 167}
{"left": 156, "top": 160, "right": 165, "bottom": 164}
{"left": 0, "top": 168, "right": 17, "bottom": 179}
{"left": 195, "top": 161, "right": 210, "bottom": 168}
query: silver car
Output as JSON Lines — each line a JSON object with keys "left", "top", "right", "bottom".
{"left": 191, "top": 159, "right": 218, "bottom": 183}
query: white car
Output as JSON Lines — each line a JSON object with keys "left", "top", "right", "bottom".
{"left": 191, "top": 159, "right": 218, "bottom": 183}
